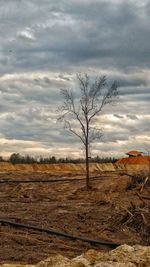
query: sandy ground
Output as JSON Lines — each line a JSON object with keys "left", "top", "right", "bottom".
{"left": 0, "top": 170, "right": 150, "bottom": 264}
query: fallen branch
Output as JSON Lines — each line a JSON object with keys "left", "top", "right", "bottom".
{"left": 140, "top": 195, "right": 150, "bottom": 200}
{"left": 140, "top": 177, "right": 149, "bottom": 193}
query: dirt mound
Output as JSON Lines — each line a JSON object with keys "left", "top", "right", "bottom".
{"left": 126, "top": 150, "right": 142, "bottom": 156}
{"left": 1, "top": 245, "right": 150, "bottom": 266}
{"left": 117, "top": 156, "right": 150, "bottom": 165}
{"left": 116, "top": 156, "right": 150, "bottom": 174}
{"left": 0, "top": 161, "right": 148, "bottom": 174}
{"left": 0, "top": 162, "right": 16, "bottom": 171}
{"left": 0, "top": 162, "right": 116, "bottom": 173}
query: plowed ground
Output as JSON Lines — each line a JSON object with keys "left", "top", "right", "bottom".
{"left": 0, "top": 170, "right": 150, "bottom": 264}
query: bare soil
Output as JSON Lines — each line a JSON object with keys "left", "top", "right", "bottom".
{"left": 0, "top": 170, "right": 150, "bottom": 264}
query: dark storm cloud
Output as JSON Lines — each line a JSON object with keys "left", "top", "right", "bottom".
{"left": 1, "top": 0, "right": 150, "bottom": 73}
{"left": 46, "top": 1, "right": 150, "bottom": 69}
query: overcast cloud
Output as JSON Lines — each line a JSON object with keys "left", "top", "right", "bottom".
{"left": 0, "top": 0, "right": 149, "bottom": 158}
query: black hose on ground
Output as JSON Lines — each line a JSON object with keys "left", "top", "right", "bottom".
{"left": 0, "top": 219, "right": 121, "bottom": 248}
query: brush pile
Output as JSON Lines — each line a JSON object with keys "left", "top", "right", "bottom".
{"left": 110, "top": 172, "right": 150, "bottom": 244}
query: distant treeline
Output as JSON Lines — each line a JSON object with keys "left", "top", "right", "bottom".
{"left": 0, "top": 153, "right": 118, "bottom": 164}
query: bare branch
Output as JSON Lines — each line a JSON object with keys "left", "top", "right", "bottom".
{"left": 89, "top": 127, "right": 103, "bottom": 143}
{"left": 88, "top": 97, "right": 105, "bottom": 123}
{"left": 57, "top": 110, "right": 70, "bottom": 122}
{"left": 89, "top": 76, "right": 106, "bottom": 99}
{"left": 88, "top": 80, "right": 118, "bottom": 123}
{"left": 64, "top": 120, "right": 86, "bottom": 145}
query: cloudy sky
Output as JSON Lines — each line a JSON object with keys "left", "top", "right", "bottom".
{"left": 0, "top": 0, "right": 150, "bottom": 159}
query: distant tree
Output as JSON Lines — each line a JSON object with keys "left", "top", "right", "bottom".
{"left": 0, "top": 156, "right": 5, "bottom": 162}
{"left": 24, "top": 155, "right": 36, "bottom": 163}
{"left": 9, "top": 153, "right": 21, "bottom": 164}
{"left": 58, "top": 73, "right": 118, "bottom": 189}
{"left": 51, "top": 156, "right": 56, "bottom": 163}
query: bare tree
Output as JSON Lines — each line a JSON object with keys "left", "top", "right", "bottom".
{"left": 58, "top": 73, "right": 118, "bottom": 189}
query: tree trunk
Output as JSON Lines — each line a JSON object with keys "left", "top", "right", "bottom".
{"left": 85, "top": 114, "right": 90, "bottom": 190}
{"left": 85, "top": 141, "right": 90, "bottom": 190}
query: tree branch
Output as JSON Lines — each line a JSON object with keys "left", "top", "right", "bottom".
{"left": 64, "top": 120, "right": 86, "bottom": 145}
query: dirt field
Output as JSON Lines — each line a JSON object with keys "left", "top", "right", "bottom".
{"left": 0, "top": 170, "right": 150, "bottom": 264}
